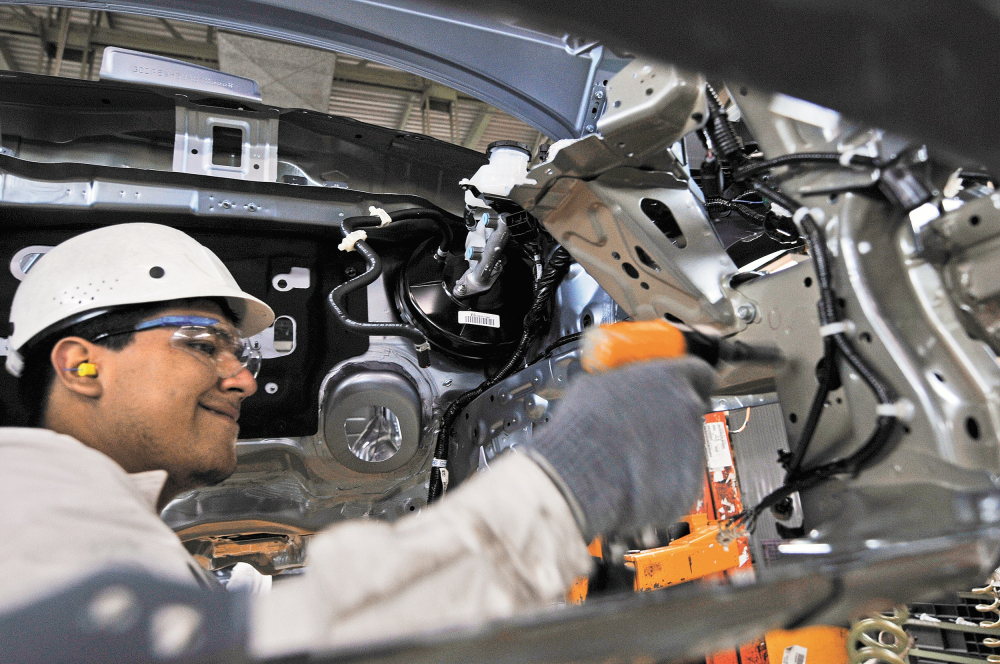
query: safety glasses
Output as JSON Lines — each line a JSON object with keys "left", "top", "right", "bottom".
{"left": 91, "top": 315, "right": 261, "bottom": 379}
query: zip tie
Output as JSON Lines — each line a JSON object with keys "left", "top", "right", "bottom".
{"left": 369, "top": 206, "right": 392, "bottom": 226}
{"left": 875, "top": 399, "right": 915, "bottom": 422}
{"left": 793, "top": 206, "right": 826, "bottom": 229}
{"left": 337, "top": 230, "right": 367, "bottom": 252}
{"left": 839, "top": 146, "right": 870, "bottom": 167}
{"left": 431, "top": 458, "right": 447, "bottom": 468}
{"left": 819, "top": 320, "right": 855, "bottom": 337}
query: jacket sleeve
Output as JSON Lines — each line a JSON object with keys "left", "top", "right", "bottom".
{"left": 251, "top": 453, "right": 594, "bottom": 657}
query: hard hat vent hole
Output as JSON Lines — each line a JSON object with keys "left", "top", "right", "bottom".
{"left": 149, "top": 266, "right": 165, "bottom": 279}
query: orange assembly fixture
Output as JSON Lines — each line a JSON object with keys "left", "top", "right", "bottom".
{"left": 570, "top": 327, "right": 845, "bottom": 663}
{"left": 625, "top": 512, "right": 741, "bottom": 590}
{"left": 566, "top": 538, "right": 603, "bottom": 605}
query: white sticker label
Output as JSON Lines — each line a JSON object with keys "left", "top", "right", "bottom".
{"left": 459, "top": 311, "right": 500, "bottom": 328}
{"left": 703, "top": 421, "right": 733, "bottom": 470}
{"left": 782, "top": 645, "right": 807, "bottom": 664}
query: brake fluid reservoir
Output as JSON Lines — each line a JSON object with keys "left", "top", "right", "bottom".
{"left": 461, "top": 141, "right": 536, "bottom": 208}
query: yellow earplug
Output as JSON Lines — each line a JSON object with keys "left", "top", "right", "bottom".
{"left": 64, "top": 362, "right": 97, "bottom": 377}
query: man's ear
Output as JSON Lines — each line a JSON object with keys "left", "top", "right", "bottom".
{"left": 50, "top": 337, "right": 103, "bottom": 399}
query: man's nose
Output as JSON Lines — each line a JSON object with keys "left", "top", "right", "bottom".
{"left": 220, "top": 363, "right": 257, "bottom": 397}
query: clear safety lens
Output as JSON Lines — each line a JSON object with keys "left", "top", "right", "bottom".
{"left": 169, "top": 325, "right": 261, "bottom": 379}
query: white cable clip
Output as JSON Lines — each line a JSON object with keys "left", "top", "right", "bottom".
{"left": 337, "top": 230, "right": 367, "bottom": 252}
{"left": 839, "top": 146, "right": 870, "bottom": 167}
{"left": 369, "top": 206, "right": 392, "bottom": 227}
{"left": 793, "top": 206, "right": 826, "bottom": 229}
{"left": 819, "top": 320, "right": 855, "bottom": 337}
{"left": 875, "top": 399, "right": 915, "bottom": 422}
{"left": 431, "top": 458, "right": 447, "bottom": 468}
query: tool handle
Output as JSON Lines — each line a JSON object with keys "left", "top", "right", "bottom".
{"left": 582, "top": 320, "right": 781, "bottom": 373}
{"left": 582, "top": 320, "right": 687, "bottom": 373}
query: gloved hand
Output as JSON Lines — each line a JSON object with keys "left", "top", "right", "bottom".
{"left": 526, "top": 357, "right": 714, "bottom": 540}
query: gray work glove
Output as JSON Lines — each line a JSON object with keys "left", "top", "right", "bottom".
{"left": 526, "top": 357, "right": 714, "bottom": 540}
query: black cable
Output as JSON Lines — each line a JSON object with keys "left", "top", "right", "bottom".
{"left": 734, "top": 152, "right": 878, "bottom": 182}
{"left": 699, "top": 82, "right": 903, "bottom": 528}
{"left": 705, "top": 197, "right": 802, "bottom": 246}
{"left": 327, "top": 214, "right": 432, "bottom": 367}
{"left": 705, "top": 197, "right": 769, "bottom": 224}
{"left": 958, "top": 170, "right": 994, "bottom": 183}
{"left": 427, "top": 246, "right": 574, "bottom": 503}
{"left": 731, "top": 180, "right": 900, "bottom": 533}
{"left": 347, "top": 208, "right": 461, "bottom": 255}
{"left": 529, "top": 332, "right": 585, "bottom": 365}
{"left": 785, "top": 336, "right": 836, "bottom": 476}
{"left": 704, "top": 83, "right": 744, "bottom": 164}
{"left": 384, "top": 207, "right": 458, "bottom": 254}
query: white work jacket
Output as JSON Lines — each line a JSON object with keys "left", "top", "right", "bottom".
{"left": 0, "top": 427, "right": 592, "bottom": 655}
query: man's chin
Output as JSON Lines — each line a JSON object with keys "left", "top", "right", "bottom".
{"left": 188, "top": 466, "right": 235, "bottom": 487}
{"left": 158, "top": 457, "right": 236, "bottom": 510}
{"left": 186, "top": 441, "right": 238, "bottom": 487}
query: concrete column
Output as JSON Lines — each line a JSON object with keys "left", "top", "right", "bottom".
{"left": 217, "top": 32, "right": 336, "bottom": 113}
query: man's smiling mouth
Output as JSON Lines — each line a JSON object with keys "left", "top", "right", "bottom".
{"left": 200, "top": 403, "right": 240, "bottom": 423}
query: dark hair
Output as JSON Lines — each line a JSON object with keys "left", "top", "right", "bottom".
{"left": 18, "top": 298, "right": 239, "bottom": 426}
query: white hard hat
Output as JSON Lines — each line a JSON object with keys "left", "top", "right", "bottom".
{"left": 7, "top": 223, "right": 274, "bottom": 376}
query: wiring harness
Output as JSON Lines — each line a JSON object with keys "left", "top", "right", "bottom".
{"left": 327, "top": 207, "right": 462, "bottom": 368}
{"left": 427, "top": 246, "right": 573, "bottom": 503}
{"left": 703, "top": 84, "right": 902, "bottom": 536}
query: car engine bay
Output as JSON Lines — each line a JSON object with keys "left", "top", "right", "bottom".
{"left": 1, "top": 37, "right": 1000, "bottom": 641}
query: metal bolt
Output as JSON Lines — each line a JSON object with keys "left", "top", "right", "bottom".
{"left": 585, "top": 124, "right": 596, "bottom": 133}
{"left": 265, "top": 382, "right": 278, "bottom": 394}
{"left": 344, "top": 266, "right": 358, "bottom": 278}
{"left": 219, "top": 200, "right": 233, "bottom": 209}
{"left": 245, "top": 202, "right": 259, "bottom": 212}
{"left": 594, "top": 90, "right": 605, "bottom": 100}
{"left": 737, "top": 304, "right": 757, "bottom": 322}
{"left": 455, "top": 284, "right": 468, "bottom": 296}
{"left": 442, "top": 378, "right": 453, "bottom": 387}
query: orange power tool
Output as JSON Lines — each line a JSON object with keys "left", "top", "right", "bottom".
{"left": 581, "top": 319, "right": 782, "bottom": 373}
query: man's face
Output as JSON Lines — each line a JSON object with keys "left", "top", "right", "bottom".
{"left": 93, "top": 301, "right": 257, "bottom": 496}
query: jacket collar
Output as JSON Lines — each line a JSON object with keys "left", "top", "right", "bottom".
{"left": 128, "top": 469, "right": 168, "bottom": 512}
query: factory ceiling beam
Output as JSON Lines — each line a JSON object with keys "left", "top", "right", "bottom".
{"left": 51, "top": 7, "right": 71, "bottom": 76}
{"left": 0, "top": 35, "right": 18, "bottom": 71}
{"left": 334, "top": 60, "right": 424, "bottom": 93}
{"left": 0, "top": 16, "right": 217, "bottom": 62}
{"left": 397, "top": 92, "right": 422, "bottom": 130}
{"left": 462, "top": 106, "right": 493, "bottom": 148}
{"left": 158, "top": 17, "right": 185, "bottom": 41}
{"left": 333, "top": 60, "right": 485, "bottom": 101}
